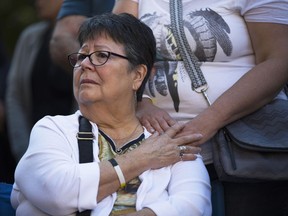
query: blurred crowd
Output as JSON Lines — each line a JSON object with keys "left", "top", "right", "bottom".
{"left": 0, "top": 0, "right": 74, "bottom": 183}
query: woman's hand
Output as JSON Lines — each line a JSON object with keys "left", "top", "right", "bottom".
{"left": 136, "top": 98, "right": 218, "bottom": 147}
{"left": 98, "top": 122, "right": 202, "bottom": 201}
{"left": 174, "top": 113, "right": 219, "bottom": 147}
{"left": 137, "top": 122, "right": 202, "bottom": 170}
{"left": 137, "top": 98, "right": 176, "bottom": 134}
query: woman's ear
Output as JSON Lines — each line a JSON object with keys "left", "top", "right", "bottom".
{"left": 132, "top": 64, "right": 147, "bottom": 90}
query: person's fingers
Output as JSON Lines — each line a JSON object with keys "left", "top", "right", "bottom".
{"left": 145, "top": 115, "right": 176, "bottom": 134}
{"left": 140, "top": 118, "right": 156, "bottom": 133}
{"left": 178, "top": 145, "right": 201, "bottom": 161}
{"left": 156, "top": 117, "right": 172, "bottom": 132}
{"left": 178, "top": 145, "right": 201, "bottom": 155}
{"left": 163, "top": 115, "right": 177, "bottom": 127}
{"left": 179, "top": 153, "right": 199, "bottom": 161}
{"left": 174, "top": 133, "right": 203, "bottom": 146}
{"left": 163, "top": 122, "right": 185, "bottom": 138}
{"left": 149, "top": 131, "right": 159, "bottom": 138}
{"left": 148, "top": 117, "right": 165, "bottom": 134}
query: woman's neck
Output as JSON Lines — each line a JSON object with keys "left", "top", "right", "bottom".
{"left": 99, "top": 119, "right": 142, "bottom": 147}
{"left": 80, "top": 104, "right": 142, "bottom": 147}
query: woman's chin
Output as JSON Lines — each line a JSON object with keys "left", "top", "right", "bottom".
{"left": 77, "top": 92, "right": 99, "bottom": 105}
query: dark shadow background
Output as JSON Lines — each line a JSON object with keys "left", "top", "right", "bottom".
{"left": 0, "top": 0, "right": 38, "bottom": 57}
{"left": 0, "top": 0, "right": 38, "bottom": 184}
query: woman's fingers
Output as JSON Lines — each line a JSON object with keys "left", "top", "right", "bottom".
{"left": 163, "top": 122, "right": 185, "bottom": 137}
{"left": 177, "top": 145, "right": 201, "bottom": 162}
{"left": 142, "top": 127, "right": 203, "bottom": 169}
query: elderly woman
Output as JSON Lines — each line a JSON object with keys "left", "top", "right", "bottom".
{"left": 11, "top": 13, "right": 211, "bottom": 216}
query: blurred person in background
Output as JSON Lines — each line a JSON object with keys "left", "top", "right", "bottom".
{"left": 0, "top": 37, "right": 16, "bottom": 184}
{"left": 49, "top": 0, "right": 115, "bottom": 72}
{"left": 6, "top": 0, "right": 75, "bottom": 162}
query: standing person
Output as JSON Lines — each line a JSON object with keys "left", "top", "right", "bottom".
{"left": 49, "top": 0, "right": 115, "bottom": 72}
{"left": 11, "top": 13, "right": 211, "bottom": 215}
{"left": 113, "top": 0, "right": 288, "bottom": 216}
{"left": 0, "top": 37, "right": 16, "bottom": 184}
{"left": 5, "top": 0, "right": 75, "bottom": 162}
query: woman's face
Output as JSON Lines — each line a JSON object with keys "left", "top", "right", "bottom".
{"left": 73, "top": 35, "right": 143, "bottom": 107}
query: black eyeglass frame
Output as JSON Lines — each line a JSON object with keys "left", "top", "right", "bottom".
{"left": 67, "top": 51, "right": 129, "bottom": 68}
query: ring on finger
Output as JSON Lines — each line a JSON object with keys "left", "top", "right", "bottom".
{"left": 178, "top": 146, "right": 187, "bottom": 154}
{"left": 179, "top": 146, "right": 186, "bottom": 151}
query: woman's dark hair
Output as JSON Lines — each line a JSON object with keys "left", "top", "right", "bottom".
{"left": 78, "top": 13, "right": 156, "bottom": 101}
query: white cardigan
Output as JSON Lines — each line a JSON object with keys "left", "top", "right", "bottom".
{"left": 11, "top": 111, "right": 212, "bottom": 216}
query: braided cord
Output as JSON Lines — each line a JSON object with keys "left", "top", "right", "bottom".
{"left": 169, "top": 0, "right": 207, "bottom": 89}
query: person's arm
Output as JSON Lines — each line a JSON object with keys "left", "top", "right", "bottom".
{"left": 124, "top": 156, "right": 211, "bottom": 216}
{"left": 97, "top": 123, "right": 201, "bottom": 201}
{"left": 13, "top": 116, "right": 202, "bottom": 215}
{"left": 112, "top": 0, "right": 138, "bottom": 16}
{"left": 176, "top": 22, "right": 288, "bottom": 145}
{"left": 142, "top": 158, "right": 211, "bottom": 216}
{"left": 50, "top": 15, "right": 86, "bottom": 72}
{"left": 137, "top": 23, "right": 288, "bottom": 144}
{"left": 50, "top": 0, "right": 115, "bottom": 72}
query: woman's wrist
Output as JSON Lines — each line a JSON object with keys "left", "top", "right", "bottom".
{"left": 115, "top": 149, "right": 151, "bottom": 183}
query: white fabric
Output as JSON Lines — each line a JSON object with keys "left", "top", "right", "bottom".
{"left": 11, "top": 111, "right": 211, "bottom": 216}
{"left": 133, "top": 0, "right": 288, "bottom": 163}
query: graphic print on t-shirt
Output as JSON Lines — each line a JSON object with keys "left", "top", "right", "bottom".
{"left": 140, "top": 8, "right": 232, "bottom": 112}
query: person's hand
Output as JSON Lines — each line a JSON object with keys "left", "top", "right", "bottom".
{"left": 138, "top": 122, "right": 202, "bottom": 170}
{"left": 174, "top": 111, "right": 220, "bottom": 147}
{"left": 137, "top": 98, "right": 177, "bottom": 134}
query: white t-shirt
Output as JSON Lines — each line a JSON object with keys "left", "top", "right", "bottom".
{"left": 135, "top": 0, "right": 288, "bottom": 162}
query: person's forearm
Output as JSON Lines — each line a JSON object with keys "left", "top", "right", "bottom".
{"left": 188, "top": 54, "right": 288, "bottom": 147}
{"left": 97, "top": 123, "right": 202, "bottom": 201}
{"left": 180, "top": 22, "right": 288, "bottom": 147}
{"left": 50, "top": 15, "right": 86, "bottom": 73}
{"left": 97, "top": 149, "right": 151, "bottom": 201}
{"left": 112, "top": 0, "right": 138, "bottom": 17}
{"left": 210, "top": 23, "right": 288, "bottom": 127}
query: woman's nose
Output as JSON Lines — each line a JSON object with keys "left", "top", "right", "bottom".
{"left": 81, "top": 56, "right": 94, "bottom": 68}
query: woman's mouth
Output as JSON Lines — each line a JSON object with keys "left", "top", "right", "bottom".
{"left": 80, "top": 79, "right": 97, "bottom": 85}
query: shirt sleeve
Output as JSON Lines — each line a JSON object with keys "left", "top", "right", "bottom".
{"left": 238, "top": 0, "right": 288, "bottom": 24}
{"left": 57, "top": 0, "right": 115, "bottom": 19}
{"left": 138, "top": 156, "right": 212, "bottom": 216}
{"left": 14, "top": 116, "right": 100, "bottom": 215}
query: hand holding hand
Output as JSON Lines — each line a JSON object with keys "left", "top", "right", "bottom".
{"left": 175, "top": 112, "right": 220, "bottom": 146}
{"left": 139, "top": 122, "right": 202, "bottom": 170}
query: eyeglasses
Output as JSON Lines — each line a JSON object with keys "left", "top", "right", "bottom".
{"left": 68, "top": 51, "right": 129, "bottom": 68}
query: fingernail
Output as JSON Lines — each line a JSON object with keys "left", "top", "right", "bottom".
{"left": 195, "top": 133, "right": 203, "bottom": 138}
